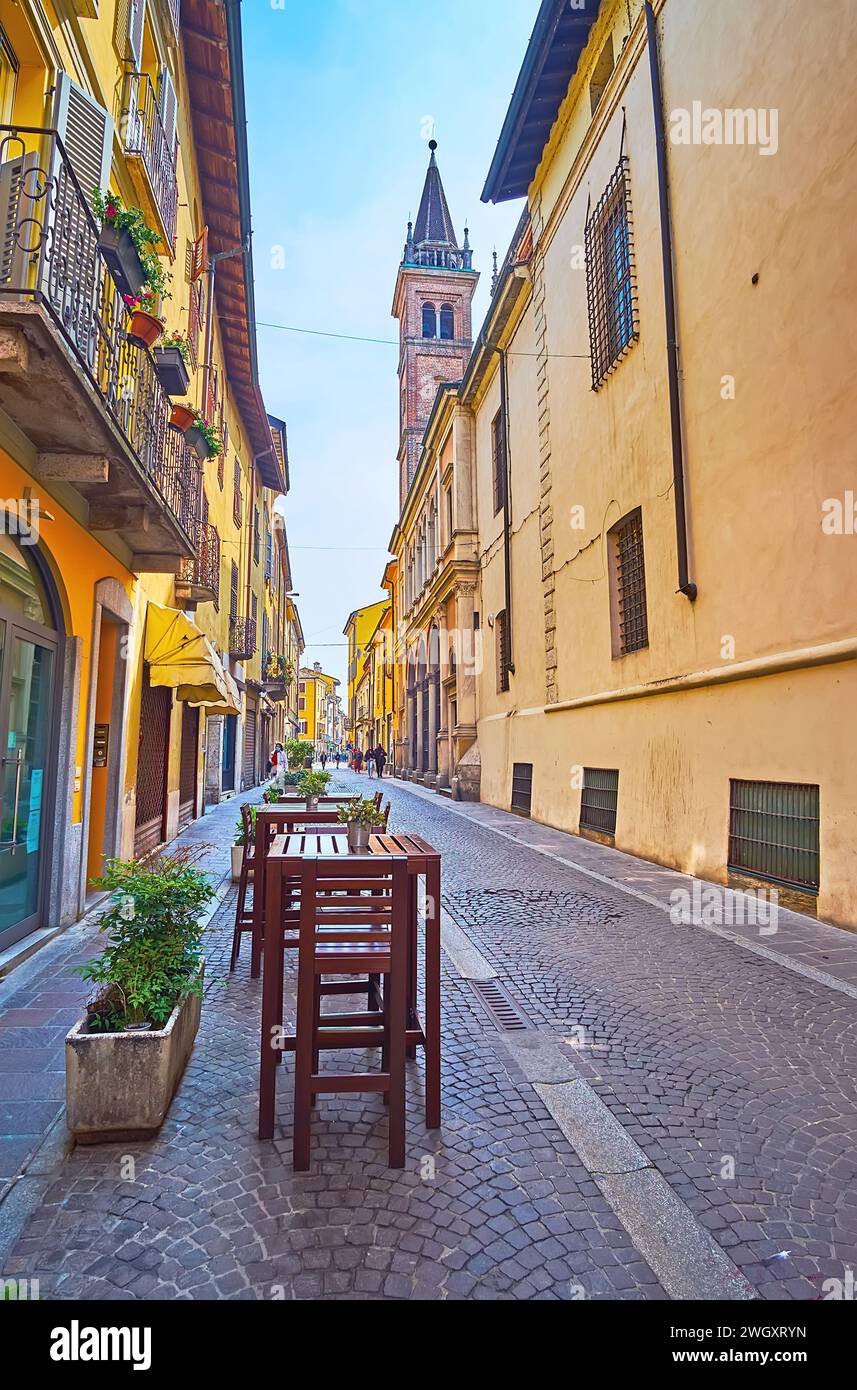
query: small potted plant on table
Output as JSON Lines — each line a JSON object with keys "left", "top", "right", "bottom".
{"left": 154, "top": 330, "right": 191, "bottom": 396}
{"left": 297, "top": 770, "right": 331, "bottom": 813}
{"left": 337, "top": 797, "right": 383, "bottom": 851}
{"left": 65, "top": 851, "right": 214, "bottom": 1144}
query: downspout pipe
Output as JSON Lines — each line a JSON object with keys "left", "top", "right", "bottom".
{"left": 645, "top": 1, "right": 697, "bottom": 601}
{"left": 480, "top": 331, "right": 515, "bottom": 674}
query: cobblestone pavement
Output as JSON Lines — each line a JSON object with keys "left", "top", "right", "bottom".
{"left": 3, "top": 772, "right": 857, "bottom": 1301}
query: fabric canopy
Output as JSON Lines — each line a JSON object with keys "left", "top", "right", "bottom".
{"left": 144, "top": 603, "right": 240, "bottom": 715}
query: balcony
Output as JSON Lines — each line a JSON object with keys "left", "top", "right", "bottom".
{"left": 121, "top": 73, "right": 179, "bottom": 252}
{"left": 229, "top": 616, "right": 257, "bottom": 661}
{"left": 175, "top": 519, "right": 220, "bottom": 607}
{"left": 261, "top": 652, "right": 293, "bottom": 702}
{"left": 0, "top": 126, "right": 199, "bottom": 570}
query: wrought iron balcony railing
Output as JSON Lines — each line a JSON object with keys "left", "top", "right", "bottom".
{"left": 121, "top": 73, "right": 178, "bottom": 250}
{"left": 229, "top": 616, "right": 257, "bottom": 661}
{"left": 177, "top": 519, "right": 220, "bottom": 605}
{"left": 163, "top": 0, "right": 181, "bottom": 38}
{"left": 0, "top": 125, "right": 199, "bottom": 546}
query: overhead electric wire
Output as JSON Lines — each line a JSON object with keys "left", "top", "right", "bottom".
{"left": 256, "top": 319, "right": 589, "bottom": 359}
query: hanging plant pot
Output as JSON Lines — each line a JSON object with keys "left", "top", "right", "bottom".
{"left": 185, "top": 425, "right": 214, "bottom": 461}
{"left": 98, "top": 224, "right": 147, "bottom": 299}
{"left": 127, "top": 310, "right": 164, "bottom": 350}
{"left": 169, "top": 403, "right": 195, "bottom": 433}
{"left": 153, "top": 346, "right": 190, "bottom": 397}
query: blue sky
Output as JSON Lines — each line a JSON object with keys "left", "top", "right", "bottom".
{"left": 241, "top": 0, "right": 535, "bottom": 689}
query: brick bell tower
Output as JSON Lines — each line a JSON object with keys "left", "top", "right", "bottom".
{"left": 392, "top": 140, "right": 479, "bottom": 509}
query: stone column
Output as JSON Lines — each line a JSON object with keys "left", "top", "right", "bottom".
{"left": 434, "top": 607, "right": 450, "bottom": 789}
{"left": 452, "top": 582, "right": 480, "bottom": 800}
{"left": 205, "top": 715, "right": 224, "bottom": 805}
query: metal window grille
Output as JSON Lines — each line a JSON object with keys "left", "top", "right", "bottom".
{"left": 492, "top": 409, "right": 506, "bottom": 516}
{"left": 585, "top": 156, "right": 638, "bottom": 390}
{"left": 612, "top": 510, "right": 648, "bottom": 655}
{"left": 728, "top": 780, "right": 820, "bottom": 892}
{"left": 511, "top": 763, "right": 533, "bottom": 816}
{"left": 580, "top": 767, "right": 619, "bottom": 835}
{"left": 496, "top": 609, "right": 510, "bottom": 693}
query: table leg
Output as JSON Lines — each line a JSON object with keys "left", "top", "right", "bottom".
{"left": 424, "top": 858, "right": 441, "bottom": 1129}
{"left": 258, "top": 863, "right": 283, "bottom": 1140}
{"left": 407, "top": 873, "right": 418, "bottom": 1060}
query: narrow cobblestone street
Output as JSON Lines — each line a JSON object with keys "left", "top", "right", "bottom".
{"left": 2, "top": 773, "right": 856, "bottom": 1302}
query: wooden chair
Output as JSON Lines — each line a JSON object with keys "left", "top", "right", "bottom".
{"left": 293, "top": 854, "right": 410, "bottom": 1170}
{"left": 230, "top": 804, "right": 256, "bottom": 971}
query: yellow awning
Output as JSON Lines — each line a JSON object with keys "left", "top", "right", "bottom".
{"left": 186, "top": 667, "right": 241, "bottom": 717}
{"left": 144, "top": 603, "right": 239, "bottom": 714}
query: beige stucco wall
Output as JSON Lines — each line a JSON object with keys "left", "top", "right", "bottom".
{"left": 473, "top": 0, "right": 857, "bottom": 928}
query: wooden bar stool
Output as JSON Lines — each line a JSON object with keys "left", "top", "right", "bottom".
{"left": 293, "top": 854, "right": 410, "bottom": 1170}
{"left": 230, "top": 804, "right": 256, "bottom": 971}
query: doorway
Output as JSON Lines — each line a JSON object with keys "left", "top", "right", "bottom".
{"left": 178, "top": 704, "right": 199, "bottom": 831}
{"left": 222, "top": 713, "right": 236, "bottom": 792}
{"left": 134, "top": 669, "right": 171, "bottom": 858}
{"left": 0, "top": 534, "right": 59, "bottom": 952}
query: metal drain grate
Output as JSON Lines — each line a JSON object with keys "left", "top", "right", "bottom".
{"left": 469, "top": 979, "right": 530, "bottom": 1032}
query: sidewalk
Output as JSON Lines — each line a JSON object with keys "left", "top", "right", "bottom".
{"left": 0, "top": 787, "right": 264, "bottom": 1257}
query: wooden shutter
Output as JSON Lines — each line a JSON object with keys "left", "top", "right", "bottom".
{"left": 0, "top": 151, "right": 41, "bottom": 292}
{"left": 189, "top": 226, "right": 207, "bottom": 282}
{"left": 187, "top": 278, "right": 202, "bottom": 369}
{"left": 159, "top": 66, "right": 178, "bottom": 151}
{"left": 206, "top": 364, "right": 217, "bottom": 423}
{"left": 129, "top": 0, "right": 146, "bottom": 68}
{"left": 52, "top": 73, "right": 113, "bottom": 208}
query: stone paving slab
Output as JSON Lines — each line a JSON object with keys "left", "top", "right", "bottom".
{"left": 1, "top": 769, "right": 856, "bottom": 1301}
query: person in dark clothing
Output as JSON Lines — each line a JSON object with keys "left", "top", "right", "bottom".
{"left": 374, "top": 744, "right": 387, "bottom": 779}
{"left": 320, "top": 751, "right": 328, "bottom": 771}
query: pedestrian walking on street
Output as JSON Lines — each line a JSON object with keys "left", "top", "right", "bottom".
{"left": 354, "top": 748, "right": 363, "bottom": 773}
{"left": 320, "top": 751, "right": 328, "bottom": 771}
{"left": 374, "top": 744, "right": 387, "bottom": 779}
{"left": 365, "top": 747, "right": 374, "bottom": 777}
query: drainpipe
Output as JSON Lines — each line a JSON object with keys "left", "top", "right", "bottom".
{"left": 480, "top": 331, "right": 515, "bottom": 673}
{"left": 645, "top": 1, "right": 697, "bottom": 602}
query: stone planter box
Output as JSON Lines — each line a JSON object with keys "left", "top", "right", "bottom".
{"left": 231, "top": 843, "right": 244, "bottom": 882}
{"left": 65, "top": 972, "right": 203, "bottom": 1144}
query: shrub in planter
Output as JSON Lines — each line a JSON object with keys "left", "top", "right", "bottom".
{"left": 93, "top": 190, "right": 171, "bottom": 304}
{"left": 296, "top": 770, "right": 331, "bottom": 811}
{"left": 66, "top": 851, "right": 215, "bottom": 1143}
{"left": 285, "top": 738, "right": 314, "bottom": 770}
{"left": 153, "top": 331, "right": 191, "bottom": 395}
{"left": 185, "top": 412, "right": 223, "bottom": 461}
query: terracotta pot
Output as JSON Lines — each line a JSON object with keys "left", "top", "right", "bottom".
{"left": 127, "top": 309, "right": 163, "bottom": 350}
{"left": 169, "top": 403, "right": 195, "bottom": 433}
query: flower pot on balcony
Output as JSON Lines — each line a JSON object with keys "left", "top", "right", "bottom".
{"left": 98, "top": 224, "right": 147, "bottom": 299}
{"left": 127, "top": 309, "right": 164, "bottom": 350}
{"left": 153, "top": 346, "right": 190, "bottom": 397}
{"left": 65, "top": 970, "right": 204, "bottom": 1144}
{"left": 185, "top": 426, "right": 214, "bottom": 461}
{"left": 169, "top": 403, "right": 196, "bottom": 433}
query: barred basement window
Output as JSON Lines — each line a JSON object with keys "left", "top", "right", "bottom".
{"left": 580, "top": 767, "right": 619, "bottom": 836}
{"left": 608, "top": 508, "right": 648, "bottom": 656}
{"left": 585, "top": 156, "right": 638, "bottom": 390}
{"left": 728, "top": 780, "right": 820, "bottom": 892}
{"left": 495, "top": 609, "right": 510, "bottom": 693}
{"left": 511, "top": 763, "right": 533, "bottom": 817}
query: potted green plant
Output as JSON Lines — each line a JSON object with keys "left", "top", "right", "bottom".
{"left": 232, "top": 805, "right": 256, "bottom": 880}
{"left": 153, "top": 330, "right": 191, "bottom": 396}
{"left": 66, "top": 851, "right": 214, "bottom": 1143}
{"left": 297, "top": 769, "right": 331, "bottom": 812}
{"left": 185, "top": 411, "right": 223, "bottom": 461}
{"left": 93, "top": 190, "right": 170, "bottom": 304}
{"left": 285, "top": 738, "right": 314, "bottom": 770}
{"left": 337, "top": 797, "right": 382, "bottom": 851}
{"left": 123, "top": 289, "right": 164, "bottom": 349}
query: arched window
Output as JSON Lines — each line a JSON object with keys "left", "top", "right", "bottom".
{"left": 439, "top": 304, "right": 454, "bottom": 340}
{"left": 422, "top": 302, "right": 437, "bottom": 339}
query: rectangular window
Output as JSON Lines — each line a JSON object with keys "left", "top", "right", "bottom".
{"left": 253, "top": 507, "right": 260, "bottom": 564}
{"left": 0, "top": 24, "right": 19, "bottom": 126}
{"left": 233, "top": 459, "right": 242, "bottom": 527}
{"left": 728, "top": 780, "right": 820, "bottom": 893}
{"left": 609, "top": 508, "right": 648, "bottom": 656}
{"left": 585, "top": 156, "right": 638, "bottom": 389}
{"left": 580, "top": 768, "right": 619, "bottom": 836}
{"left": 511, "top": 763, "right": 533, "bottom": 817}
{"left": 217, "top": 452, "right": 224, "bottom": 490}
{"left": 492, "top": 408, "right": 506, "bottom": 516}
{"left": 495, "top": 609, "right": 510, "bottom": 693}
{"left": 229, "top": 562, "right": 239, "bottom": 621}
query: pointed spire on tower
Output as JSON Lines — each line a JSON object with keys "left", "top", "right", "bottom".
{"left": 412, "top": 139, "right": 459, "bottom": 249}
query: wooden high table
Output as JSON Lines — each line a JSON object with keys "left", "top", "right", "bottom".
{"left": 257, "top": 831, "right": 441, "bottom": 1141}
